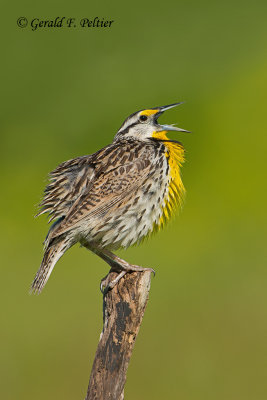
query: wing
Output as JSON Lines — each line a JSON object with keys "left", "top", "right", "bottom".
{"left": 36, "top": 155, "right": 97, "bottom": 223}
{"left": 50, "top": 141, "right": 154, "bottom": 238}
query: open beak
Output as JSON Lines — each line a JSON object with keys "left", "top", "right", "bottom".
{"left": 156, "top": 102, "right": 190, "bottom": 133}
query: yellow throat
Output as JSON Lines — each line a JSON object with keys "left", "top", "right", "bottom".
{"left": 152, "top": 130, "right": 185, "bottom": 229}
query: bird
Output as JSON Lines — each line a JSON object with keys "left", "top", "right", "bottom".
{"left": 31, "top": 103, "right": 189, "bottom": 294}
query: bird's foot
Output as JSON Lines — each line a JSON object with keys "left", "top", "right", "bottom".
{"left": 128, "top": 265, "right": 156, "bottom": 276}
{"left": 100, "top": 266, "right": 155, "bottom": 295}
{"left": 100, "top": 270, "right": 127, "bottom": 295}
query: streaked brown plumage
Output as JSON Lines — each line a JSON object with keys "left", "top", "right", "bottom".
{"left": 32, "top": 103, "right": 188, "bottom": 293}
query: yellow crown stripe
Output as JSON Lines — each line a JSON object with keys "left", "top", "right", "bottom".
{"left": 140, "top": 109, "right": 160, "bottom": 117}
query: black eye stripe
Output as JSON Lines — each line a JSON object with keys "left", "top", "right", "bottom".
{"left": 116, "top": 121, "right": 139, "bottom": 136}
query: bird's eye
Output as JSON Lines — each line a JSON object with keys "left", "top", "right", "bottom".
{"left": 139, "top": 115, "right": 148, "bottom": 123}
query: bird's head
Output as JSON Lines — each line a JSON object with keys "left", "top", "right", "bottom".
{"left": 114, "top": 103, "right": 189, "bottom": 142}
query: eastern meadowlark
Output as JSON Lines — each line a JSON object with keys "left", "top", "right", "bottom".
{"left": 32, "top": 103, "right": 188, "bottom": 293}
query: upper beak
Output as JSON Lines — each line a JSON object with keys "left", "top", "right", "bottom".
{"left": 156, "top": 102, "right": 190, "bottom": 133}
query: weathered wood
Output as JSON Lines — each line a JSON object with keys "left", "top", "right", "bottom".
{"left": 85, "top": 270, "right": 152, "bottom": 400}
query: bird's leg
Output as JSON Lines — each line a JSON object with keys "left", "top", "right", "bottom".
{"left": 100, "top": 249, "right": 156, "bottom": 274}
{"left": 89, "top": 247, "right": 155, "bottom": 293}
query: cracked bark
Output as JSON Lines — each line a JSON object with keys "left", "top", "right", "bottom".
{"left": 85, "top": 270, "right": 152, "bottom": 400}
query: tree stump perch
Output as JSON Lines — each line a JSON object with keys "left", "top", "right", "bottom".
{"left": 85, "top": 270, "right": 152, "bottom": 400}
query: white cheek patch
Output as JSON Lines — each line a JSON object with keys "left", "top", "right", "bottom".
{"left": 124, "top": 124, "right": 155, "bottom": 140}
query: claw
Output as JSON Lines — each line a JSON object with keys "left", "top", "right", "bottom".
{"left": 148, "top": 268, "right": 156, "bottom": 277}
{"left": 100, "top": 274, "right": 110, "bottom": 294}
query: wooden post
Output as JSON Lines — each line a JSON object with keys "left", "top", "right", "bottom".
{"left": 85, "top": 270, "right": 152, "bottom": 400}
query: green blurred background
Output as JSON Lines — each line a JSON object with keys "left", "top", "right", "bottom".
{"left": 1, "top": 1, "right": 267, "bottom": 399}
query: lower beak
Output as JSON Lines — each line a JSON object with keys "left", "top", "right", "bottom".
{"left": 156, "top": 102, "right": 190, "bottom": 133}
{"left": 159, "top": 124, "right": 190, "bottom": 133}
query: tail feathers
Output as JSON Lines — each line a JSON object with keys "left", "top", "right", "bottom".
{"left": 31, "top": 240, "right": 68, "bottom": 294}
